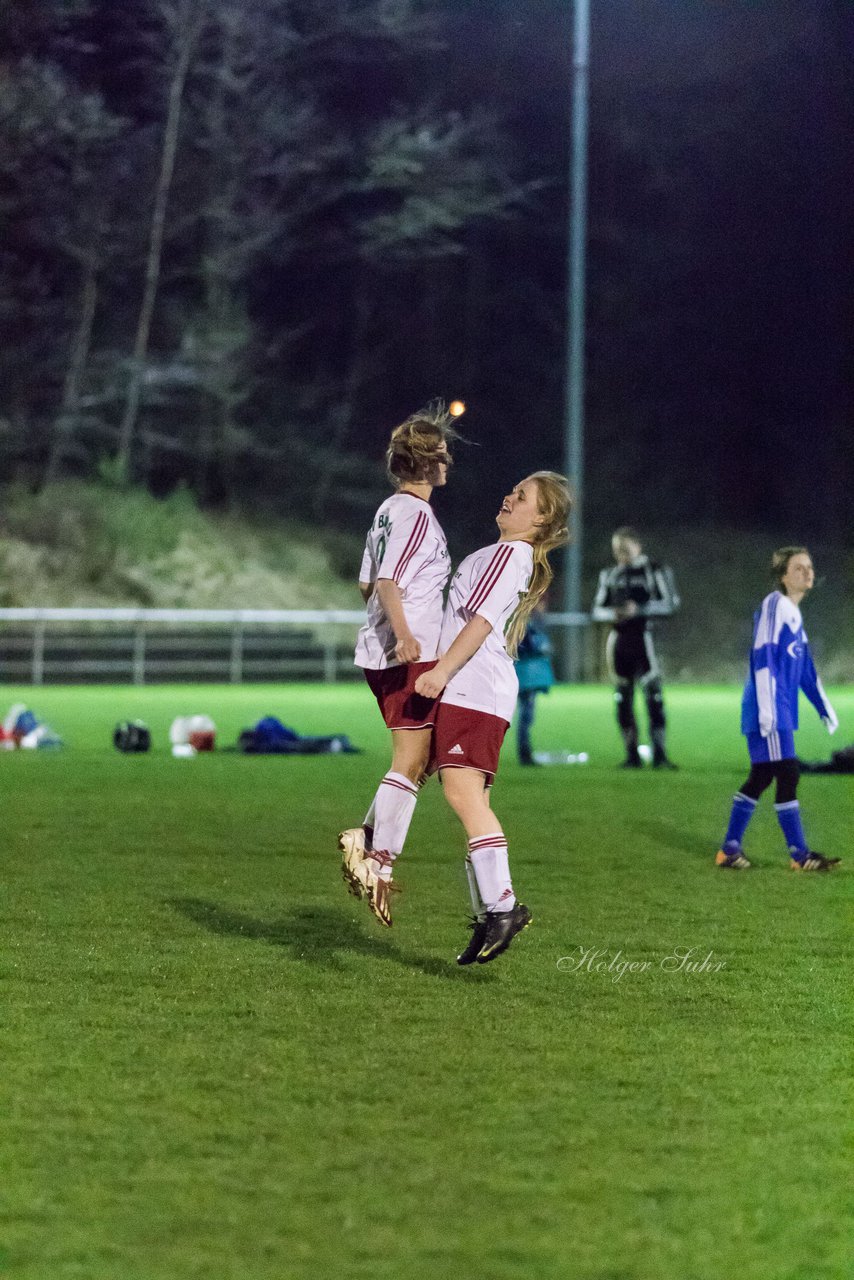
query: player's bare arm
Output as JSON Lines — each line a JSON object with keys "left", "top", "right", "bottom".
{"left": 414, "top": 614, "right": 492, "bottom": 698}
{"left": 375, "top": 577, "right": 421, "bottom": 663}
{"left": 359, "top": 581, "right": 374, "bottom": 602}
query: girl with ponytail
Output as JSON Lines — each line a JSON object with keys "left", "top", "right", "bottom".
{"left": 414, "top": 470, "right": 571, "bottom": 964}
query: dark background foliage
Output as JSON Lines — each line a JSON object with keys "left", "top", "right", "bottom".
{"left": 1, "top": 0, "right": 851, "bottom": 568}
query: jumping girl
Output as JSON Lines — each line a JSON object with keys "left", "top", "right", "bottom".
{"left": 415, "top": 471, "right": 571, "bottom": 963}
{"left": 340, "top": 404, "right": 457, "bottom": 925}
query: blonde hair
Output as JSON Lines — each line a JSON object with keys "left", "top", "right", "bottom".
{"left": 385, "top": 401, "right": 460, "bottom": 487}
{"left": 505, "top": 471, "right": 572, "bottom": 658}
{"left": 772, "top": 545, "right": 810, "bottom": 594}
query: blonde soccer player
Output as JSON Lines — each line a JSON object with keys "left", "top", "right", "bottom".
{"left": 415, "top": 471, "right": 571, "bottom": 964}
{"left": 340, "top": 404, "right": 457, "bottom": 926}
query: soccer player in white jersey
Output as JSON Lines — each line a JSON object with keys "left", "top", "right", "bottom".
{"left": 715, "top": 546, "right": 841, "bottom": 871}
{"left": 340, "top": 404, "right": 457, "bottom": 925}
{"left": 415, "top": 471, "right": 571, "bottom": 964}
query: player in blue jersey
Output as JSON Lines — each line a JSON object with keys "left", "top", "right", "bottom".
{"left": 715, "top": 547, "right": 841, "bottom": 871}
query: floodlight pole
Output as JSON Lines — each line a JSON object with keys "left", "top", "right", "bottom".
{"left": 561, "top": 0, "right": 590, "bottom": 682}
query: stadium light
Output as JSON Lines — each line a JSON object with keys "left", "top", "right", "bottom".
{"left": 449, "top": 399, "right": 466, "bottom": 417}
{"left": 561, "top": 0, "right": 590, "bottom": 683}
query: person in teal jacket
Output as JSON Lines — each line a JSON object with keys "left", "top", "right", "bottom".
{"left": 513, "top": 601, "right": 555, "bottom": 765}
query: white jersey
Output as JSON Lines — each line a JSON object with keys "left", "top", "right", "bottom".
{"left": 440, "top": 540, "right": 533, "bottom": 722}
{"left": 354, "top": 492, "right": 450, "bottom": 670}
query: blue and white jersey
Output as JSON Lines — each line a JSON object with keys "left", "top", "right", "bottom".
{"left": 741, "top": 590, "right": 837, "bottom": 739}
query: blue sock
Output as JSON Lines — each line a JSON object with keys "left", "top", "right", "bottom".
{"left": 775, "top": 800, "right": 807, "bottom": 856}
{"left": 723, "top": 793, "right": 757, "bottom": 849}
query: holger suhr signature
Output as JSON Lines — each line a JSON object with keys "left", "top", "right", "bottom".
{"left": 556, "top": 945, "right": 726, "bottom": 983}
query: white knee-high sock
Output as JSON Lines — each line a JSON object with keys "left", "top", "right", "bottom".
{"left": 468, "top": 833, "right": 515, "bottom": 912}
{"left": 370, "top": 772, "right": 419, "bottom": 879}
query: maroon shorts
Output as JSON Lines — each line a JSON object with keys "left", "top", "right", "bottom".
{"left": 432, "top": 702, "right": 510, "bottom": 784}
{"left": 364, "top": 661, "right": 439, "bottom": 730}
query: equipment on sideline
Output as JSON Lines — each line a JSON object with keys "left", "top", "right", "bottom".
{"left": 237, "top": 716, "right": 358, "bottom": 755}
{"left": 1, "top": 704, "right": 62, "bottom": 750}
{"left": 169, "top": 714, "right": 216, "bottom": 756}
{"left": 114, "top": 721, "right": 151, "bottom": 753}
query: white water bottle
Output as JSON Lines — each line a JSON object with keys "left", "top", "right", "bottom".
{"left": 532, "top": 751, "right": 589, "bottom": 765}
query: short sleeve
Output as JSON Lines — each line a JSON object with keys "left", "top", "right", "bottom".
{"left": 358, "top": 539, "right": 373, "bottom": 584}
{"left": 463, "top": 544, "right": 528, "bottom": 628}
{"left": 378, "top": 504, "right": 432, "bottom": 590}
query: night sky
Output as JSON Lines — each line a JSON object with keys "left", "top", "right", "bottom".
{"left": 423, "top": 0, "right": 852, "bottom": 554}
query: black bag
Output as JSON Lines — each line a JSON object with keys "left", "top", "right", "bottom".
{"left": 114, "top": 720, "right": 151, "bottom": 753}
{"left": 799, "top": 743, "right": 854, "bottom": 774}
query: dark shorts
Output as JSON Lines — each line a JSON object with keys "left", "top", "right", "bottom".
{"left": 607, "top": 629, "right": 657, "bottom": 682}
{"left": 432, "top": 703, "right": 510, "bottom": 784}
{"left": 364, "top": 661, "right": 439, "bottom": 730}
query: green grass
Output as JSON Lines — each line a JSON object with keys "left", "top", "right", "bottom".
{"left": 1, "top": 684, "right": 852, "bottom": 1280}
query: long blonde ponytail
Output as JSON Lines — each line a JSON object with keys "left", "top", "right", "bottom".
{"left": 505, "top": 471, "right": 571, "bottom": 658}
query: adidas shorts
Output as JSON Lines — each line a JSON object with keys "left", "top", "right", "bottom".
{"left": 364, "top": 660, "right": 439, "bottom": 730}
{"left": 432, "top": 703, "right": 510, "bottom": 783}
{"left": 746, "top": 729, "right": 796, "bottom": 764}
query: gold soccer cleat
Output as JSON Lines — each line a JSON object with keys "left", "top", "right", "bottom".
{"left": 339, "top": 827, "right": 368, "bottom": 899}
{"left": 363, "top": 850, "right": 398, "bottom": 928}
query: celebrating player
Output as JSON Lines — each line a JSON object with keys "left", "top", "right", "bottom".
{"left": 414, "top": 471, "right": 571, "bottom": 965}
{"left": 340, "top": 403, "right": 457, "bottom": 926}
{"left": 591, "top": 526, "right": 680, "bottom": 768}
{"left": 715, "top": 546, "right": 840, "bottom": 871}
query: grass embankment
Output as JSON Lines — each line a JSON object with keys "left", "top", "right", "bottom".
{"left": 0, "top": 481, "right": 359, "bottom": 611}
{"left": 2, "top": 684, "right": 852, "bottom": 1279}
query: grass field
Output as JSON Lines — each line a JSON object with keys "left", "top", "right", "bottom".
{"left": 2, "top": 683, "right": 852, "bottom": 1280}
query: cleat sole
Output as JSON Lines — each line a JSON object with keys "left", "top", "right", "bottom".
{"left": 365, "top": 876, "right": 399, "bottom": 928}
{"left": 338, "top": 830, "right": 368, "bottom": 900}
{"left": 341, "top": 861, "right": 366, "bottom": 899}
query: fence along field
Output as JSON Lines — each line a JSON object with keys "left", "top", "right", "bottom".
{"left": 0, "top": 608, "right": 593, "bottom": 684}
{"left": 0, "top": 607, "right": 365, "bottom": 684}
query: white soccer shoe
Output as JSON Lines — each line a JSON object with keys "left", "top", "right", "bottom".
{"left": 339, "top": 827, "right": 368, "bottom": 899}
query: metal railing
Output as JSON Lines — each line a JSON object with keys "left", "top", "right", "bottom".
{"left": 0, "top": 608, "right": 592, "bottom": 685}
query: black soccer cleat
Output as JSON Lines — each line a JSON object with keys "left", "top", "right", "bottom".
{"left": 476, "top": 902, "right": 532, "bottom": 964}
{"left": 790, "top": 850, "right": 841, "bottom": 872}
{"left": 652, "top": 755, "right": 678, "bottom": 770}
{"left": 456, "top": 916, "right": 489, "bottom": 966}
{"left": 715, "top": 846, "right": 751, "bottom": 869}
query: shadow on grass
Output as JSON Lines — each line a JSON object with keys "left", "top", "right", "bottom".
{"left": 166, "top": 897, "right": 495, "bottom": 982}
{"left": 632, "top": 818, "right": 709, "bottom": 858}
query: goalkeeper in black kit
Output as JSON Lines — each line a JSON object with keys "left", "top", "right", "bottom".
{"left": 592, "top": 526, "right": 680, "bottom": 769}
